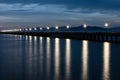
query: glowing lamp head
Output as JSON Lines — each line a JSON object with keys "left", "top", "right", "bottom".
{"left": 55, "top": 26, "right": 59, "bottom": 29}
{"left": 29, "top": 28, "right": 32, "bottom": 31}
{"left": 47, "top": 27, "right": 50, "bottom": 30}
{"left": 40, "top": 28, "right": 42, "bottom": 30}
{"left": 19, "top": 29, "right": 21, "bottom": 31}
{"left": 104, "top": 23, "right": 109, "bottom": 28}
{"left": 25, "top": 28, "right": 28, "bottom": 31}
{"left": 66, "top": 25, "right": 70, "bottom": 29}
{"left": 34, "top": 27, "right": 37, "bottom": 30}
{"left": 83, "top": 24, "right": 87, "bottom": 28}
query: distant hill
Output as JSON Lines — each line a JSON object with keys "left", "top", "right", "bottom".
{"left": 109, "top": 27, "right": 120, "bottom": 32}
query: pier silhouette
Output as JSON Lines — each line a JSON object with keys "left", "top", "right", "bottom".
{"left": 0, "top": 31, "right": 120, "bottom": 43}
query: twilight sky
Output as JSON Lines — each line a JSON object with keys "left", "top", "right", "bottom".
{"left": 0, "top": 0, "right": 120, "bottom": 28}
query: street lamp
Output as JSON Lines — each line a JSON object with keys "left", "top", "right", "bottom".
{"left": 25, "top": 28, "right": 28, "bottom": 31}
{"left": 19, "top": 29, "right": 21, "bottom": 31}
{"left": 40, "top": 27, "right": 43, "bottom": 30}
{"left": 83, "top": 24, "right": 87, "bottom": 32}
{"left": 66, "top": 25, "right": 70, "bottom": 29}
{"left": 55, "top": 26, "right": 59, "bottom": 29}
{"left": 47, "top": 26, "right": 50, "bottom": 30}
{"left": 29, "top": 28, "right": 32, "bottom": 31}
{"left": 104, "top": 22, "right": 109, "bottom": 32}
{"left": 104, "top": 23, "right": 109, "bottom": 28}
{"left": 83, "top": 24, "right": 87, "bottom": 28}
{"left": 34, "top": 27, "right": 37, "bottom": 30}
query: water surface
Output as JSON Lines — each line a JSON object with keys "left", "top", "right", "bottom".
{"left": 0, "top": 34, "right": 120, "bottom": 80}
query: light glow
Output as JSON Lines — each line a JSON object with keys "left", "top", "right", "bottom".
{"left": 29, "top": 28, "right": 32, "bottom": 31}
{"left": 66, "top": 25, "right": 70, "bottom": 29}
{"left": 83, "top": 24, "right": 87, "bottom": 28}
{"left": 25, "top": 28, "right": 28, "bottom": 31}
{"left": 34, "top": 27, "right": 37, "bottom": 30}
{"left": 40, "top": 27, "right": 43, "bottom": 30}
{"left": 1, "top": 29, "right": 20, "bottom": 32}
{"left": 19, "top": 29, "right": 22, "bottom": 31}
{"left": 55, "top": 26, "right": 59, "bottom": 29}
{"left": 47, "top": 27, "right": 50, "bottom": 30}
{"left": 104, "top": 23, "right": 109, "bottom": 28}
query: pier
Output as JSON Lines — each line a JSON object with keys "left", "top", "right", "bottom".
{"left": 0, "top": 31, "right": 120, "bottom": 43}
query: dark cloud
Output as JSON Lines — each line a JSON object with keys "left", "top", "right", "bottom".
{"left": 0, "top": 0, "right": 119, "bottom": 27}
{"left": 0, "top": 0, "right": 120, "bottom": 10}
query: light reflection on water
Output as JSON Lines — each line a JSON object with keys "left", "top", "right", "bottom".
{"left": 65, "top": 39, "right": 71, "bottom": 80}
{"left": 40, "top": 36, "right": 43, "bottom": 75}
{"left": 54, "top": 38, "right": 60, "bottom": 80}
{"left": 33, "top": 36, "right": 37, "bottom": 79}
{"left": 103, "top": 42, "right": 110, "bottom": 80}
{"left": 82, "top": 40, "right": 89, "bottom": 80}
{"left": 46, "top": 37, "right": 51, "bottom": 78}
{"left": 28, "top": 36, "right": 33, "bottom": 79}
{"left": 0, "top": 34, "right": 118, "bottom": 80}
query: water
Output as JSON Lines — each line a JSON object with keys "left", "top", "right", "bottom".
{"left": 0, "top": 34, "right": 120, "bottom": 80}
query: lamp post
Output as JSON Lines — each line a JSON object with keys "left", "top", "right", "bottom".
{"left": 25, "top": 28, "right": 28, "bottom": 31}
{"left": 83, "top": 24, "right": 87, "bottom": 28}
{"left": 66, "top": 25, "right": 70, "bottom": 32}
{"left": 47, "top": 26, "right": 50, "bottom": 30}
{"left": 104, "top": 22, "right": 109, "bottom": 32}
{"left": 34, "top": 27, "right": 37, "bottom": 31}
{"left": 83, "top": 24, "right": 87, "bottom": 32}
{"left": 66, "top": 25, "right": 70, "bottom": 29}
{"left": 55, "top": 26, "right": 59, "bottom": 30}
{"left": 19, "top": 29, "right": 21, "bottom": 31}
{"left": 29, "top": 28, "right": 32, "bottom": 31}
{"left": 55, "top": 26, "right": 59, "bottom": 32}
{"left": 39, "top": 27, "right": 42, "bottom": 32}
{"left": 104, "top": 23, "right": 109, "bottom": 28}
{"left": 40, "top": 27, "right": 43, "bottom": 30}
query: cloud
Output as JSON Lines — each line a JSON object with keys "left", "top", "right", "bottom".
{"left": 0, "top": 16, "right": 19, "bottom": 21}
{"left": 0, "top": 3, "right": 119, "bottom": 27}
{"left": 0, "top": 3, "right": 66, "bottom": 13}
{"left": 0, "top": 3, "right": 119, "bottom": 16}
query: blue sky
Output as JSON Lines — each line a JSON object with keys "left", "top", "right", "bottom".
{"left": 0, "top": 0, "right": 120, "bottom": 28}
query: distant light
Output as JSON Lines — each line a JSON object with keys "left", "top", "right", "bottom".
{"left": 83, "top": 24, "right": 87, "bottom": 28}
{"left": 25, "top": 28, "right": 28, "bottom": 31}
{"left": 29, "top": 28, "right": 32, "bottom": 31}
{"left": 55, "top": 26, "right": 59, "bottom": 29}
{"left": 19, "top": 29, "right": 21, "bottom": 31}
{"left": 104, "top": 23, "right": 109, "bottom": 28}
{"left": 47, "top": 27, "right": 50, "bottom": 30}
{"left": 40, "top": 27, "right": 43, "bottom": 30}
{"left": 66, "top": 25, "right": 70, "bottom": 29}
{"left": 1, "top": 29, "right": 19, "bottom": 32}
{"left": 34, "top": 27, "right": 37, "bottom": 30}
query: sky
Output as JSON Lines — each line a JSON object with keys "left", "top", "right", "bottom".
{"left": 0, "top": 0, "right": 120, "bottom": 28}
